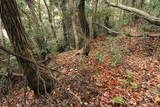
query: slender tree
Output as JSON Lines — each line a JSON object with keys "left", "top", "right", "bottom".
{"left": 90, "top": 0, "right": 99, "bottom": 38}
{"left": 43, "top": 0, "right": 57, "bottom": 38}
{"left": 78, "top": 0, "right": 90, "bottom": 55}
{"left": 0, "top": 18, "right": 4, "bottom": 45}
{"left": 0, "top": 0, "right": 56, "bottom": 95}
{"left": 140, "top": 0, "right": 145, "bottom": 8}
{"left": 68, "top": 0, "right": 81, "bottom": 49}
{"left": 132, "top": 0, "right": 136, "bottom": 7}
{"left": 61, "top": 0, "right": 70, "bottom": 47}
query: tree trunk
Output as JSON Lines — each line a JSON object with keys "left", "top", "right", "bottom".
{"left": 0, "top": 18, "right": 4, "bottom": 45}
{"left": 61, "top": 0, "right": 70, "bottom": 47}
{"left": 105, "top": 1, "right": 160, "bottom": 26}
{"left": 91, "top": 0, "right": 99, "bottom": 38}
{"left": 38, "top": 0, "right": 43, "bottom": 24}
{"left": 43, "top": 0, "right": 57, "bottom": 39}
{"left": 68, "top": 0, "right": 81, "bottom": 49}
{"left": 132, "top": 0, "right": 136, "bottom": 7}
{"left": 0, "top": 0, "right": 56, "bottom": 95}
{"left": 78, "top": 0, "right": 90, "bottom": 56}
{"left": 140, "top": 0, "right": 145, "bottom": 8}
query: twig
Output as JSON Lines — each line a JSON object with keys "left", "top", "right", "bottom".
{"left": 92, "top": 22, "right": 120, "bottom": 34}
{"left": 0, "top": 45, "right": 36, "bottom": 65}
{"left": 67, "top": 88, "right": 83, "bottom": 104}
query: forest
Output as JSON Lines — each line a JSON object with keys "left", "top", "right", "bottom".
{"left": 0, "top": 0, "right": 160, "bottom": 106}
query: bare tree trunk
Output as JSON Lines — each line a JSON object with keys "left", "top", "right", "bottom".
{"left": 0, "top": 18, "right": 4, "bottom": 45}
{"left": 68, "top": 0, "right": 81, "bottom": 49}
{"left": 43, "top": 0, "right": 57, "bottom": 38}
{"left": 94, "top": 0, "right": 99, "bottom": 13}
{"left": 140, "top": 0, "right": 145, "bottom": 8}
{"left": 132, "top": 0, "right": 136, "bottom": 7}
{"left": 91, "top": 0, "right": 99, "bottom": 38}
{"left": 105, "top": 1, "right": 160, "bottom": 26}
{"left": 1, "top": 0, "right": 56, "bottom": 95}
{"left": 78, "top": 0, "right": 90, "bottom": 56}
{"left": 19, "top": 7, "right": 38, "bottom": 49}
{"left": 38, "top": 0, "right": 43, "bottom": 24}
{"left": 61, "top": 0, "right": 70, "bottom": 47}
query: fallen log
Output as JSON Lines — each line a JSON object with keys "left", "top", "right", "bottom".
{"left": 127, "top": 33, "right": 160, "bottom": 37}
{"left": 105, "top": 1, "right": 160, "bottom": 26}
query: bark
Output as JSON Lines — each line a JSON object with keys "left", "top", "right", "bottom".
{"left": 132, "top": 0, "right": 136, "bottom": 7}
{"left": 78, "top": 0, "right": 90, "bottom": 56}
{"left": 43, "top": 0, "right": 57, "bottom": 38}
{"left": 0, "top": 18, "right": 4, "bottom": 45}
{"left": 91, "top": 0, "right": 99, "bottom": 38}
{"left": 19, "top": 7, "right": 37, "bottom": 49}
{"left": 140, "top": 0, "right": 145, "bottom": 8}
{"left": 68, "top": 0, "right": 81, "bottom": 49}
{"left": 0, "top": 0, "right": 56, "bottom": 95}
{"left": 61, "top": 0, "right": 70, "bottom": 47}
{"left": 38, "top": 0, "right": 43, "bottom": 25}
{"left": 105, "top": 1, "right": 160, "bottom": 26}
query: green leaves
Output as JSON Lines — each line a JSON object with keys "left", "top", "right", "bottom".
{"left": 112, "top": 96, "right": 124, "bottom": 104}
{"left": 120, "top": 70, "right": 138, "bottom": 88}
{"left": 95, "top": 52, "right": 103, "bottom": 63}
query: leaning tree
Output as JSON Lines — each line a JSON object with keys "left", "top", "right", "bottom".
{"left": 0, "top": 0, "right": 56, "bottom": 95}
{"left": 105, "top": 1, "right": 160, "bottom": 26}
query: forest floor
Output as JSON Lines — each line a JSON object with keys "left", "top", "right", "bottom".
{"left": 1, "top": 25, "right": 160, "bottom": 107}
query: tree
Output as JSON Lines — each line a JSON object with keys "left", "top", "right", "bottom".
{"left": 140, "top": 0, "right": 145, "bottom": 8}
{"left": 78, "top": 0, "right": 90, "bottom": 55}
{"left": 43, "top": 0, "right": 57, "bottom": 38}
{"left": 0, "top": 0, "right": 56, "bottom": 95}
{"left": 132, "top": 0, "right": 136, "bottom": 7}
{"left": 25, "top": 0, "right": 49, "bottom": 60}
{"left": 0, "top": 18, "right": 4, "bottom": 45}
{"left": 90, "top": 0, "right": 99, "bottom": 38}
{"left": 60, "top": 0, "right": 70, "bottom": 47}
{"left": 68, "top": 0, "right": 81, "bottom": 49}
{"left": 105, "top": 1, "right": 160, "bottom": 26}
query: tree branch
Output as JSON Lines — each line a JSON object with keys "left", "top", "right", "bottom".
{"left": 92, "top": 22, "right": 120, "bottom": 34}
{"left": 0, "top": 45, "right": 35, "bottom": 64}
{"left": 105, "top": 1, "right": 160, "bottom": 26}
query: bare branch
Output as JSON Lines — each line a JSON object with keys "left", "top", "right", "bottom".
{"left": 92, "top": 22, "right": 120, "bottom": 34}
{"left": 105, "top": 1, "right": 160, "bottom": 26}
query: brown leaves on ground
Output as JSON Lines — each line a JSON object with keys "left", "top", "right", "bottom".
{"left": 1, "top": 26, "right": 160, "bottom": 106}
